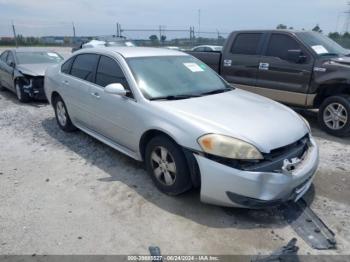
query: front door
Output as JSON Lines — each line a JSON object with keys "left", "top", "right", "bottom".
{"left": 256, "top": 33, "right": 314, "bottom": 106}
{"left": 88, "top": 55, "right": 140, "bottom": 151}
{"left": 3, "top": 52, "right": 16, "bottom": 90}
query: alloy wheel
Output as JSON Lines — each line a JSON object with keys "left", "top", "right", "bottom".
{"left": 323, "top": 102, "right": 348, "bottom": 130}
{"left": 56, "top": 101, "right": 67, "bottom": 126}
{"left": 150, "top": 146, "right": 177, "bottom": 186}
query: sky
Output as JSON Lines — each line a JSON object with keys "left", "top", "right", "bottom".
{"left": 0, "top": 0, "right": 348, "bottom": 39}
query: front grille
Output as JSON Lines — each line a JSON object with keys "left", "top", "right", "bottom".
{"left": 205, "top": 134, "right": 310, "bottom": 172}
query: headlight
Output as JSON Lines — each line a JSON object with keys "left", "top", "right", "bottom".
{"left": 197, "top": 134, "right": 263, "bottom": 160}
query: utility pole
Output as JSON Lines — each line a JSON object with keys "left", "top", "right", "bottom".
{"left": 116, "top": 23, "right": 121, "bottom": 38}
{"left": 11, "top": 21, "right": 18, "bottom": 48}
{"left": 344, "top": 2, "right": 350, "bottom": 33}
{"left": 198, "top": 9, "right": 201, "bottom": 37}
{"left": 159, "top": 25, "right": 162, "bottom": 45}
{"left": 72, "top": 22, "right": 76, "bottom": 44}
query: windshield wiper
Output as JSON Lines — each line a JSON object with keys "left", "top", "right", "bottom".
{"left": 150, "top": 94, "right": 201, "bottom": 101}
{"left": 199, "top": 87, "right": 233, "bottom": 96}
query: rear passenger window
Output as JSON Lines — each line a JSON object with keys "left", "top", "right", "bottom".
{"left": 61, "top": 57, "right": 74, "bottom": 74}
{"left": 266, "top": 34, "right": 301, "bottom": 61}
{"left": 70, "top": 54, "right": 99, "bottom": 82}
{"left": 95, "top": 56, "right": 128, "bottom": 88}
{"left": 231, "top": 33, "right": 262, "bottom": 55}
{"left": 0, "top": 51, "right": 8, "bottom": 62}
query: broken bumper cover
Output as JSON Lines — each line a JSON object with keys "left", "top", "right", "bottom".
{"left": 23, "top": 77, "right": 46, "bottom": 100}
{"left": 195, "top": 137, "right": 319, "bottom": 208}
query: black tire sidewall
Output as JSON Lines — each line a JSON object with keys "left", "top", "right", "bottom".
{"left": 53, "top": 96, "right": 76, "bottom": 132}
{"left": 318, "top": 95, "right": 350, "bottom": 137}
{"left": 15, "top": 80, "right": 30, "bottom": 103}
{"left": 145, "top": 136, "right": 192, "bottom": 195}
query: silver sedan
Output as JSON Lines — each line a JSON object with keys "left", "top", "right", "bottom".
{"left": 44, "top": 47, "right": 319, "bottom": 208}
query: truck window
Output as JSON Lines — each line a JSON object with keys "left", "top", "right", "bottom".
{"left": 266, "top": 34, "right": 301, "bottom": 61}
{"left": 230, "top": 33, "right": 262, "bottom": 55}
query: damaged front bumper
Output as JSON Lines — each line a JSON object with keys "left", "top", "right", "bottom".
{"left": 22, "top": 77, "right": 46, "bottom": 100}
{"left": 195, "top": 137, "right": 319, "bottom": 208}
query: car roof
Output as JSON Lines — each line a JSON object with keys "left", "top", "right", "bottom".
{"left": 233, "top": 29, "right": 310, "bottom": 34}
{"left": 77, "top": 47, "right": 188, "bottom": 58}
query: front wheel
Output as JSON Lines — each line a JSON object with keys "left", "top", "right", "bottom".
{"left": 145, "top": 136, "right": 192, "bottom": 195}
{"left": 53, "top": 96, "right": 76, "bottom": 132}
{"left": 15, "top": 80, "right": 30, "bottom": 103}
{"left": 318, "top": 95, "right": 350, "bottom": 137}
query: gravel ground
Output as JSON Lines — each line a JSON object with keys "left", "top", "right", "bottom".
{"left": 0, "top": 48, "right": 349, "bottom": 256}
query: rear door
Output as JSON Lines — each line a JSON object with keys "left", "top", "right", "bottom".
{"left": 221, "top": 32, "right": 264, "bottom": 86}
{"left": 61, "top": 53, "right": 99, "bottom": 128}
{"left": 256, "top": 32, "right": 314, "bottom": 106}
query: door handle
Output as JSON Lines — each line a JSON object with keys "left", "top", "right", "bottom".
{"left": 62, "top": 80, "right": 69, "bottom": 85}
{"left": 259, "top": 62, "right": 269, "bottom": 70}
{"left": 90, "top": 92, "right": 100, "bottom": 99}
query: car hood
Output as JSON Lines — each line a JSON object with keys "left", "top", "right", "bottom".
{"left": 17, "top": 63, "right": 54, "bottom": 76}
{"left": 154, "top": 89, "right": 309, "bottom": 153}
{"left": 329, "top": 56, "right": 350, "bottom": 65}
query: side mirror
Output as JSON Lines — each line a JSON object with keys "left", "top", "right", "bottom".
{"left": 104, "top": 83, "right": 128, "bottom": 96}
{"left": 8, "top": 61, "right": 15, "bottom": 68}
{"left": 287, "top": 50, "right": 306, "bottom": 63}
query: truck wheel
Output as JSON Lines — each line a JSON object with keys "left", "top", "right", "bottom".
{"left": 15, "top": 80, "right": 30, "bottom": 103}
{"left": 318, "top": 95, "right": 350, "bottom": 137}
{"left": 145, "top": 135, "right": 192, "bottom": 195}
{"left": 53, "top": 96, "right": 76, "bottom": 132}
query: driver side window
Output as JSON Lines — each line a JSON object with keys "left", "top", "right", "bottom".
{"left": 266, "top": 34, "right": 308, "bottom": 63}
{"left": 95, "top": 55, "right": 133, "bottom": 98}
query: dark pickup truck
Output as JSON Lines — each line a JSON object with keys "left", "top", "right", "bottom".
{"left": 189, "top": 30, "right": 350, "bottom": 137}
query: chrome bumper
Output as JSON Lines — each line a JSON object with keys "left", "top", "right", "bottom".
{"left": 195, "top": 137, "right": 319, "bottom": 208}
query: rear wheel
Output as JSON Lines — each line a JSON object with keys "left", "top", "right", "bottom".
{"left": 53, "top": 96, "right": 76, "bottom": 132}
{"left": 0, "top": 80, "right": 5, "bottom": 91}
{"left": 15, "top": 80, "right": 30, "bottom": 103}
{"left": 318, "top": 95, "right": 350, "bottom": 137}
{"left": 145, "top": 136, "right": 192, "bottom": 195}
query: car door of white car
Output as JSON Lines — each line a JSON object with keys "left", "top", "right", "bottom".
{"left": 62, "top": 53, "right": 100, "bottom": 129}
{"left": 88, "top": 55, "right": 141, "bottom": 151}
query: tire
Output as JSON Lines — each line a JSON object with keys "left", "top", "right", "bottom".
{"left": 53, "top": 95, "right": 76, "bottom": 132}
{"left": 318, "top": 95, "right": 350, "bottom": 137}
{"left": 0, "top": 80, "right": 5, "bottom": 91}
{"left": 15, "top": 80, "right": 30, "bottom": 103}
{"left": 145, "top": 135, "right": 192, "bottom": 195}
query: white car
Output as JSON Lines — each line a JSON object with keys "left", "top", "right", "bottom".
{"left": 45, "top": 47, "right": 319, "bottom": 208}
{"left": 191, "top": 45, "right": 222, "bottom": 52}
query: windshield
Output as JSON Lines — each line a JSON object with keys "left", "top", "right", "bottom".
{"left": 16, "top": 52, "right": 63, "bottom": 64}
{"left": 296, "top": 32, "right": 349, "bottom": 57}
{"left": 127, "top": 56, "right": 231, "bottom": 100}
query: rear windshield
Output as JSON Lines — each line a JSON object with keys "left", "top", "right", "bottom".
{"left": 16, "top": 52, "right": 63, "bottom": 64}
